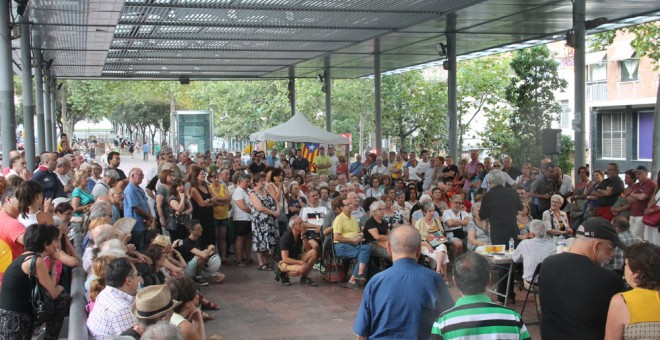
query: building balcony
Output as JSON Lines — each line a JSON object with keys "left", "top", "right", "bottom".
{"left": 587, "top": 81, "right": 607, "bottom": 101}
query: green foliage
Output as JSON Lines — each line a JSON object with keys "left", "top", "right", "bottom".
{"left": 554, "top": 135, "right": 574, "bottom": 174}
{"left": 457, "top": 56, "right": 513, "bottom": 154}
{"left": 382, "top": 70, "right": 448, "bottom": 152}
{"left": 502, "top": 46, "right": 567, "bottom": 165}
{"left": 591, "top": 22, "right": 660, "bottom": 69}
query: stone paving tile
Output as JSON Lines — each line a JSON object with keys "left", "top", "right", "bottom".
{"left": 198, "top": 262, "right": 540, "bottom": 339}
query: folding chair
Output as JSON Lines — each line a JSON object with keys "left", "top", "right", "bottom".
{"left": 520, "top": 263, "right": 542, "bottom": 325}
{"left": 327, "top": 233, "right": 355, "bottom": 286}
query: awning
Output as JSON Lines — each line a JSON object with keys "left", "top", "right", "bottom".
{"left": 610, "top": 41, "right": 636, "bottom": 61}
{"left": 586, "top": 51, "right": 607, "bottom": 64}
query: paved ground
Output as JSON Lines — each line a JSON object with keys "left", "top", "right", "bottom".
{"left": 111, "top": 153, "right": 542, "bottom": 340}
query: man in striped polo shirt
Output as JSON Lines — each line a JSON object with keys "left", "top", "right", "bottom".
{"left": 431, "top": 252, "right": 531, "bottom": 340}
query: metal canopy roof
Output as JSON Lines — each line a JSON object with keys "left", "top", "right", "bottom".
{"left": 18, "top": 0, "right": 660, "bottom": 80}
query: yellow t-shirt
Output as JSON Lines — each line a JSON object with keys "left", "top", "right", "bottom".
{"left": 390, "top": 161, "right": 403, "bottom": 179}
{"left": 622, "top": 288, "right": 660, "bottom": 324}
{"left": 414, "top": 218, "right": 443, "bottom": 241}
{"left": 315, "top": 155, "right": 331, "bottom": 174}
{"left": 332, "top": 213, "right": 359, "bottom": 242}
{"left": 209, "top": 183, "right": 229, "bottom": 220}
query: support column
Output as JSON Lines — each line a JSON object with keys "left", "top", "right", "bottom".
{"left": 50, "top": 80, "right": 57, "bottom": 148}
{"left": 288, "top": 67, "right": 296, "bottom": 116}
{"left": 0, "top": 1, "right": 16, "bottom": 159}
{"left": 324, "top": 55, "right": 332, "bottom": 132}
{"left": 44, "top": 70, "right": 52, "bottom": 151}
{"left": 447, "top": 14, "right": 458, "bottom": 160}
{"left": 374, "top": 38, "right": 382, "bottom": 154}
{"left": 573, "top": 0, "right": 586, "bottom": 177}
{"left": 34, "top": 52, "right": 45, "bottom": 154}
{"left": 20, "top": 13, "right": 35, "bottom": 170}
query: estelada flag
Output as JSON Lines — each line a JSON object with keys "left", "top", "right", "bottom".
{"left": 301, "top": 142, "right": 319, "bottom": 172}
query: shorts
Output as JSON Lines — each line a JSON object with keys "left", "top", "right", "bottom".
{"left": 234, "top": 220, "right": 252, "bottom": 237}
{"left": 215, "top": 218, "right": 229, "bottom": 228}
{"left": 278, "top": 251, "right": 311, "bottom": 275}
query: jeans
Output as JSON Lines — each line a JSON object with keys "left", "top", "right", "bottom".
{"left": 334, "top": 243, "right": 372, "bottom": 277}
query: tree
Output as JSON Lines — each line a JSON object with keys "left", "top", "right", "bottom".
{"left": 382, "top": 70, "right": 448, "bottom": 152}
{"left": 59, "top": 80, "right": 123, "bottom": 137}
{"left": 456, "top": 56, "right": 513, "bottom": 155}
{"left": 503, "top": 46, "right": 567, "bottom": 165}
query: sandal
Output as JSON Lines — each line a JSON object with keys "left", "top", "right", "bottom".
{"left": 257, "top": 264, "right": 270, "bottom": 271}
{"left": 201, "top": 298, "right": 221, "bottom": 311}
{"left": 202, "top": 312, "right": 215, "bottom": 321}
{"left": 237, "top": 261, "right": 246, "bottom": 267}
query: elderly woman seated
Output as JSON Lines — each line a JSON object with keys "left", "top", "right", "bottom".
{"left": 543, "top": 194, "right": 572, "bottom": 238}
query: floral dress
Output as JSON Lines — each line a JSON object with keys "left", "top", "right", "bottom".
{"left": 383, "top": 210, "right": 405, "bottom": 230}
{"left": 251, "top": 190, "right": 279, "bottom": 252}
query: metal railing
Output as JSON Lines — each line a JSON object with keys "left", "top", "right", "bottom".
{"left": 586, "top": 81, "right": 607, "bottom": 101}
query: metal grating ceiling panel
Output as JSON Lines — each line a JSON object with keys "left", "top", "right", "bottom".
{"left": 14, "top": 0, "right": 660, "bottom": 80}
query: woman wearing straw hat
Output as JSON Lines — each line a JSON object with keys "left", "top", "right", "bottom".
{"left": 121, "top": 284, "right": 181, "bottom": 339}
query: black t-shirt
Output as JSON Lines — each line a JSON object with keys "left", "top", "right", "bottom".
{"left": 146, "top": 174, "right": 159, "bottom": 191}
{"left": 275, "top": 230, "right": 303, "bottom": 262}
{"left": 106, "top": 167, "right": 127, "bottom": 181}
{"left": 479, "top": 185, "right": 523, "bottom": 245}
{"left": 291, "top": 157, "right": 309, "bottom": 171}
{"left": 363, "top": 217, "right": 388, "bottom": 242}
{"left": 441, "top": 165, "right": 458, "bottom": 183}
{"left": 248, "top": 161, "right": 266, "bottom": 174}
{"left": 504, "top": 166, "right": 522, "bottom": 181}
{"left": 596, "top": 176, "right": 624, "bottom": 207}
{"left": 178, "top": 237, "right": 199, "bottom": 263}
{"left": 539, "top": 252, "right": 622, "bottom": 340}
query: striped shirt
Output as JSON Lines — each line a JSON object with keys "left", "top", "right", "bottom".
{"left": 431, "top": 294, "right": 531, "bottom": 340}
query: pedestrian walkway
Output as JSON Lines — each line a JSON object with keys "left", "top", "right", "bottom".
{"left": 195, "top": 263, "right": 540, "bottom": 339}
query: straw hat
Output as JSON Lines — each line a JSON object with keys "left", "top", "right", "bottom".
{"left": 130, "top": 285, "right": 181, "bottom": 320}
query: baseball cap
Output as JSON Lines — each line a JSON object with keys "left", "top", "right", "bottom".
{"left": 576, "top": 217, "right": 626, "bottom": 249}
{"left": 635, "top": 165, "right": 648, "bottom": 172}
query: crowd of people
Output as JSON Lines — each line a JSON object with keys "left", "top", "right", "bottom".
{"left": 0, "top": 136, "right": 659, "bottom": 339}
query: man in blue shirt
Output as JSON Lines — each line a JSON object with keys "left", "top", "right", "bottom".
{"left": 124, "top": 167, "right": 154, "bottom": 251}
{"left": 348, "top": 154, "right": 363, "bottom": 177}
{"left": 354, "top": 225, "right": 454, "bottom": 339}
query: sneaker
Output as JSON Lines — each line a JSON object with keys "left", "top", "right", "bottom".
{"left": 280, "top": 273, "right": 291, "bottom": 286}
{"left": 354, "top": 274, "right": 366, "bottom": 283}
{"left": 313, "top": 263, "right": 326, "bottom": 273}
{"left": 345, "top": 281, "right": 359, "bottom": 289}
{"left": 194, "top": 276, "right": 209, "bottom": 286}
{"left": 300, "top": 276, "right": 318, "bottom": 286}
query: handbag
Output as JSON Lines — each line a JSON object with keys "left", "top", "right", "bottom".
{"left": 642, "top": 196, "right": 660, "bottom": 228}
{"left": 28, "top": 254, "right": 55, "bottom": 327}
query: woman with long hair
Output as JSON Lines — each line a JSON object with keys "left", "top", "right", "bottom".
{"left": 266, "top": 167, "right": 288, "bottom": 236}
{"left": 168, "top": 179, "right": 193, "bottom": 242}
{"left": 189, "top": 166, "right": 217, "bottom": 250}
{"left": 516, "top": 201, "right": 534, "bottom": 240}
{"left": 155, "top": 168, "right": 175, "bottom": 231}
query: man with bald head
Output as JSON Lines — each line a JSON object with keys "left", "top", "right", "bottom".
{"left": 354, "top": 225, "right": 453, "bottom": 339}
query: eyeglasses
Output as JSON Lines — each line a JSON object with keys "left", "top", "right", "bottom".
{"left": 493, "top": 165, "right": 502, "bottom": 168}
{"left": 531, "top": 172, "right": 539, "bottom": 176}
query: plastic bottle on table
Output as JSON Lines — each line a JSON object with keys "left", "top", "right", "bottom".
{"left": 508, "top": 237, "right": 515, "bottom": 252}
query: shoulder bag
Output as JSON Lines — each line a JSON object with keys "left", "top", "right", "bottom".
{"left": 642, "top": 194, "right": 660, "bottom": 228}
{"left": 29, "top": 254, "right": 55, "bottom": 327}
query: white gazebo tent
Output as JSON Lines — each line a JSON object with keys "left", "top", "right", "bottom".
{"left": 250, "top": 112, "right": 349, "bottom": 145}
